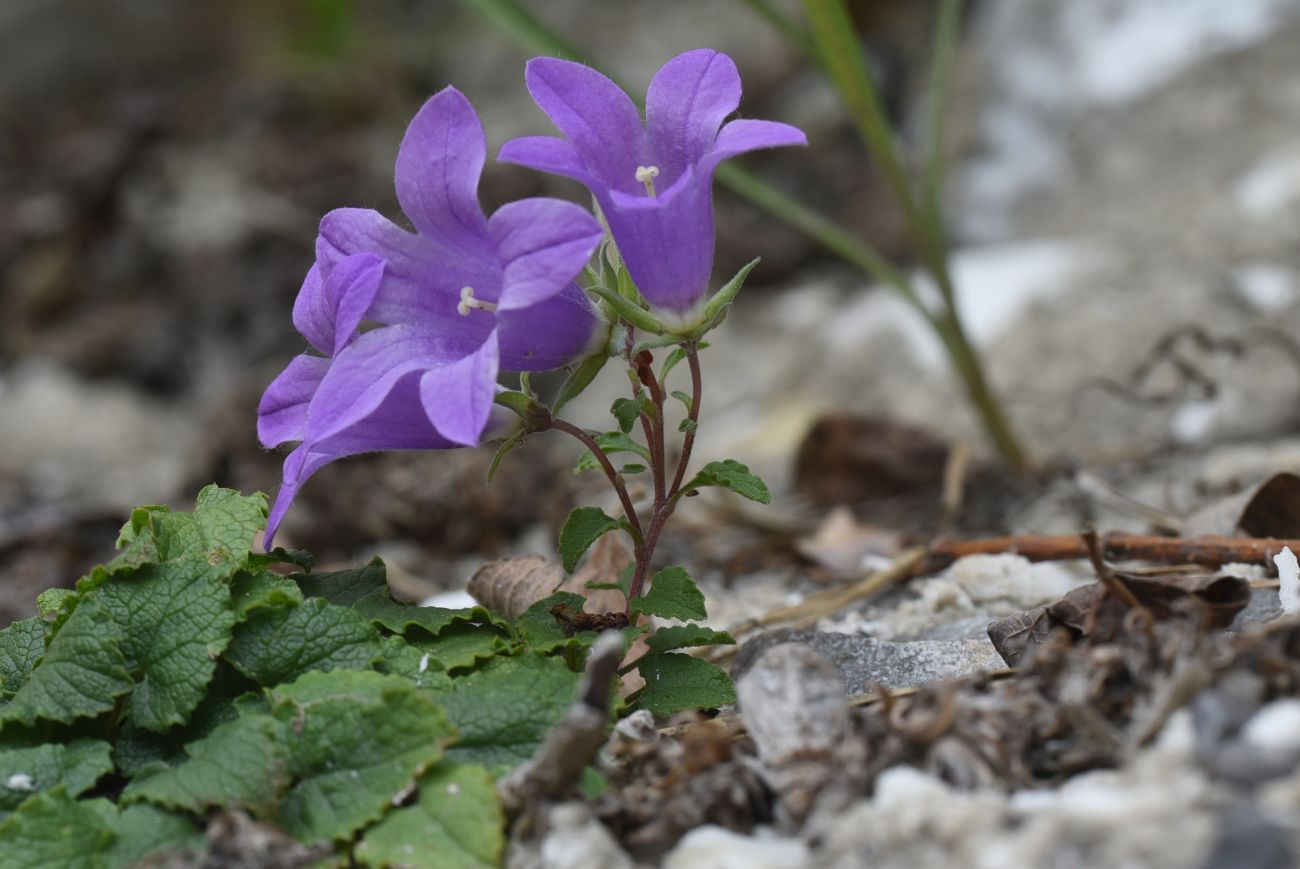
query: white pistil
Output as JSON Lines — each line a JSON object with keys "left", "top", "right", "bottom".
{"left": 457, "top": 286, "right": 498, "bottom": 316}
{"left": 635, "top": 165, "right": 660, "bottom": 197}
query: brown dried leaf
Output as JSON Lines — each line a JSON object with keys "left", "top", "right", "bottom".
{"left": 793, "top": 414, "right": 949, "bottom": 507}
{"left": 1182, "top": 472, "right": 1300, "bottom": 538}
{"left": 468, "top": 554, "right": 565, "bottom": 619}
{"left": 794, "top": 506, "right": 903, "bottom": 575}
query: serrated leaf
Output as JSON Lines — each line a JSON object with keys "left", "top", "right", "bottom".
{"left": 374, "top": 637, "right": 455, "bottom": 692}
{"left": 512, "top": 593, "right": 590, "bottom": 654}
{"left": 98, "top": 561, "right": 235, "bottom": 732}
{"left": 553, "top": 353, "right": 610, "bottom": 415}
{"left": 414, "top": 624, "right": 510, "bottom": 674}
{"left": 0, "top": 596, "right": 133, "bottom": 728}
{"left": 352, "top": 590, "right": 507, "bottom": 638}
{"left": 246, "top": 547, "right": 315, "bottom": 573}
{"left": 231, "top": 570, "right": 305, "bottom": 621}
{"left": 357, "top": 763, "right": 503, "bottom": 869}
{"left": 630, "top": 567, "right": 707, "bottom": 621}
{"left": 269, "top": 670, "right": 455, "bottom": 843}
{"left": 644, "top": 624, "right": 735, "bottom": 654}
{"left": 610, "top": 397, "right": 649, "bottom": 433}
{"left": 103, "top": 803, "right": 200, "bottom": 868}
{"left": 113, "top": 485, "right": 266, "bottom": 580}
{"left": 123, "top": 713, "right": 291, "bottom": 817}
{"left": 682, "top": 459, "right": 771, "bottom": 504}
{"left": 558, "top": 507, "right": 623, "bottom": 573}
{"left": 574, "top": 431, "right": 652, "bottom": 474}
{"left": 0, "top": 740, "right": 112, "bottom": 813}
{"left": 0, "top": 788, "right": 114, "bottom": 869}
{"left": 635, "top": 653, "right": 736, "bottom": 715}
{"left": 34, "top": 590, "right": 70, "bottom": 620}
{"left": 437, "top": 655, "right": 582, "bottom": 771}
{"left": 296, "top": 557, "right": 388, "bottom": 607}
{"left": 224, "top": 597, "right": 383, "bottom": 686}
{"left": 0, "top": 619, "right": 46, "bottom": 699}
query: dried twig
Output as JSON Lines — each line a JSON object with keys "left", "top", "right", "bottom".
{"left": 922, "top": 532, "right": 1298, "bottom": 574}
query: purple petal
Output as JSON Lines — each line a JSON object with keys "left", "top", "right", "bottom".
{"left": 304, "top": 323, "right": 485, "bottom": 446}
{"left": 393, "top": 87, "right": 495, "bottom": 258}
{"left": 645, "top": 49, "right": 741, "bottom": 184}
{"left": 318, "top": 208, "right": 501, "bottom": 330}
{"left": 603, "top": 167, "right": 715, "bottom": 317}
{"left": 496, "top": 136, "right": 600, "bottom": 189}
{"left": 419, "top": 331, "right": 499, "bottom": 446}
{"left": 264, "top": 445, "right": 332, "bottom": 547}
{"left": 257, "top": 355, "right": 330, "bottom": 448}
{"left": 699, "top": 118, "right": 808, "bottom": 178}
{"left": 496, "top": 284, "right": 604, "bottom": 371}
{"left": 489, "top": 198, "right": 602, "bottom": 312}
{"left": 524, "top": 58, "right": 646, "bottom": 192}
{"left": 292, "top": 254, "right": 384, "bottom": 356}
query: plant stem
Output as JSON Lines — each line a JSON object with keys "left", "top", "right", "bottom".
{"left": 930, "top": 313, "right": 1027, "bottom": 471}
{"left": 546, "top": 416, "right": 645, "bottom": 549}
{"left": 667, "top": 343, "right": 703, "bottom": 499}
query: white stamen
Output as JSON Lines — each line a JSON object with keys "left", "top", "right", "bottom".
{"left": 635, "top": 165, "right": 660, "bottom": 197}
{"left": 457, "top": 286, "right": 498, "bottom": 316}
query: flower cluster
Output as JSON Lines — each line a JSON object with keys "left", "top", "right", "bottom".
{"left": 259, "top": 50, "right": 805, "bottom": 545}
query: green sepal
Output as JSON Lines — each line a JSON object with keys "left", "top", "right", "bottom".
{"left": 686, "top": 257, "right": 760, "bottom": 338}
{"left": 588, "top": 284, "right": 665, "bottom": 334}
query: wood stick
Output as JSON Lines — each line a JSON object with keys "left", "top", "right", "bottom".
{"left": 922, "top": 532, "right": 1297, "bottom": 574}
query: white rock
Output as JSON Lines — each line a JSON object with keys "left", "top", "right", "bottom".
{"left": 1242, "top": 699, "right": 1300, "bottom": 753}
{"left": 663, "top": 826, "right": 809, "bottom": 869}
{"left": 1272, "top": 546, "right": 1299, "bottom": 615}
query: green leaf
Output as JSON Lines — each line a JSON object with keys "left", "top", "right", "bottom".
{"left": 357, "top": 764, "right": 504, "bottom": 869}
{"left": 122, "top": 713, "right": 291, "bottom": 817}
{"left": 0, "top": 788, "right": 114, "bottom": 869}
{"left": 231, "top": 570, "right": 305, "bottom": 621}
{"left": 373, "top": 637, "right": 455, "bottom": 692}
{"left": 436, "top": 655, "right": 582, "bottom": 771}
{"left": 679, "top": 418, "right": 698, "bottom": 433}
{"left": 269, "top": 670, "right": 455, "bottom": 843}
{"left": 635, "top": 653, "right": 736, "bottom": 715}
{"left": 0, "top": 740, "right": 112, "bottom": 813}
{"left": 97, "top": 561, "right": 235, "bottom": 731}
{"left": 553, "top": 353, "right": 610, "bottom": 415}
{"left": 558, "top": 507, "right": 623, "bottom": 573}
{"left": 610, "top": 397, "right": 650, "bottom": 433}
{"left": 34, "top": 590, "right": 70, "bottom": 620}
{"left": 224, "top": 597, "right": 383, "bottom": 686}
{"left": 0, "top": 619, "right": 46, "bottom": 699}
{"left": 660, "top": 347, "right": 688, "bottom": 381}
{"left": 588, "top": 283, "right": 665, "bottom": 334}
{"left": 512, "top": 592, "right": 589, "bottom": 654}
{"left": 644, "top": 624, "right": 735, "bottom": 655}
{"left": 486, "top": 429, "right": 527, "bottom": 483}
{"left": 620, "top": 463, "right": 647, "bottom": 475}
{"left": 682, "top": 459, "right": 772, "bottom": 504}
{"left": 574, "top": 431, "right": 651, "bottom": 473}
{"left": 630, "top": 567, "right": 707, "bottom": 621}
{"left": 586, "top": 562, "right": 634, "bottom": 597}
{"left": 113, "top": 485, "right": 266, "bottom": 580}
{"left": 696, "top": 257, "right": 760, "bottom": 334}
{"left": 352, "top": 590, "right": 506, "bottom": 638}
{"left": 670, "top": 389, "right": 693, "bottom": 413}
{"left": 296, "top": 557, "right": 388, "bottom": 607}
{"left": 413, "top": 624, "right": 511, "bottom": 674}
{"left": 102, "top": 803, "right": 200, "bottom": 868}
{"left": 0, "top": 596, "right": 133, "bottom": 728}
{"left": 246, "top": 546, "right": 315, "bottom": 573}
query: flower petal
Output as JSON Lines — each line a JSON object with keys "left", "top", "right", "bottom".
{"left": 394, "top": 87, "right": 494, "bottom": 258}
{"left": 524, "top": 57, "right": 645, "bottom": 192}
{"left": 489, "top": 197, "right": 603, "bottom": 312}
{"left": 318, "top": 207, "right": 501, "bottom": 331}
{"left": 496, "top": 284, "right": 604, "bottom": 371}
{"left": 292, "top": 254, "right": 384, "bottom": 356}
{"left": 699, "top": 118, "right": 808, "bottom": 178}
{"left": 419, "top": 330, "right": 499, "bottom": 447}
{"left": 257, "top": 354, "right": 330, "bottom": 448}
{"left": 603, "top": 167, "right": 715, "bottom": 317}
{"left": 264, "top": 444, "right": 332, "bottom": 547}
{"left": 496, "top": 136, "right": 600, "bottom": 189}
{"left": 646, "top": 49, "right": 741, "bottom": 184}
{"left": 304, "top": 323, "right": 484, "bottom": 446}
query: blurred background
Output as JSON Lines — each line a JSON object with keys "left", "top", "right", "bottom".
{"left": 3, "top": 0, "right": 1300, "bottom": 621}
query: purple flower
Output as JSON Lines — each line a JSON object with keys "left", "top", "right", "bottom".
{"left": 258, "top": 87, "right": 607, "bottom": 545}
{"left": 499, "top": 49, "right": 806, "bottom": 330}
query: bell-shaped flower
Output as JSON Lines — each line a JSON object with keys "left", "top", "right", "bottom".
{"left": 258, "top": 87, "right": 607, "bottom": 545}
{"left": 499, "top": 49, "right": 806, "bottom": 331}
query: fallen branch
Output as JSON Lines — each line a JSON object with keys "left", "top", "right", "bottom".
{"left": 922, "top": 532, "right": 1298, "bottom": 575}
